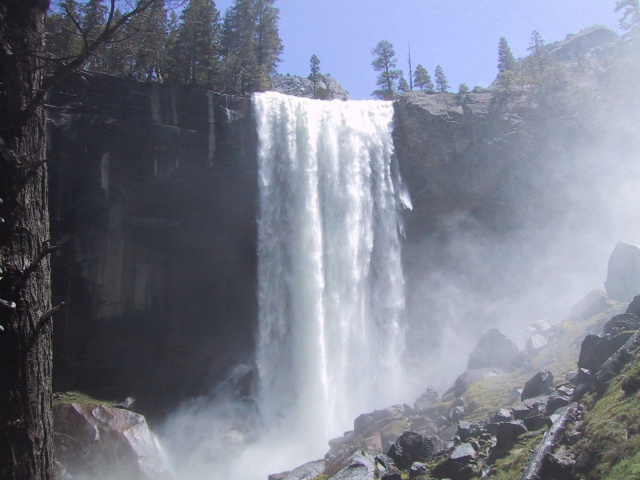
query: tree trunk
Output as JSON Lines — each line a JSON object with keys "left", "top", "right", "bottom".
{"left": 0, "top": 1, "right": 55, "bottom": 479}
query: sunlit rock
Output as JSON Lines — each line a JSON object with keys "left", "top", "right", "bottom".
{"left": 54, "top": 402, "right": 173, "bottom": 480}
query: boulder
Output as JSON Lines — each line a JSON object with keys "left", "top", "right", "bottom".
{"left": 458, "top": 421, "right": 484, "bottom": 441}
{"left": 521, "top": 371, "right": 554, "bottom": 401}
{"left": 525, "top": 319, "right": 552, "bottom": 334}
{"left": 449, "top": 406, "right": 465, "bottom": 422}
{"left": 54, "top": 403, "right": 173, "bottom": 480}
{"left": 467, "top": 329, "right": 521, "bottom": 371}
{"left": 409, "top": 462, "right": 427, "bottom": 478}
{"left": 570, "top": 290, "right": 610, "bottom": 320}
{"left": 626, "top": 294, "right": 640, "bottom": 317}
{"left": 578, "top": 333, "right": 631, "bottom": 373}
{"left": 604, "top": 242, "right": 640, "bottom": 302}
{"left": 413, "top": 386, "right": 440, "bottom": 412}
{"left": 374, "top": 454, "right": 401, "bottom": 480}
{"left": 526, "top": 334, "right": 548, "bottom": 352}
{"left": 432, "top": 443, "right": 477, "bottom": 480}
{"left": 603, "top": 313, "right": 640, "bottom": 336}
{"left": 330, "top": 451, "right": 376, "bottom": 480}
{"left": 281, "top": 460, "right": 325, "bottom": 480}
{"left": 496, "top": 420, "right": 528, "bottom": 448}
{"left": 354, "top": 405, "right": 406, "bottom": 436}
{"left": 387, "top": 432, "right": 433, "bottom": 470}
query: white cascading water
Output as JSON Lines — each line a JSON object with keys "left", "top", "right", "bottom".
{"left": 254, "top": 91, "right": 411, "bottom": 449}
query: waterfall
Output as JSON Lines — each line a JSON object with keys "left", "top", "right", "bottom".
{"left": 253, "top": 92, "right": 410, "bottom": 444}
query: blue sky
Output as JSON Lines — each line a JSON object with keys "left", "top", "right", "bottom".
{"left": 215, "top": 0, "right": 621, "bottom": 99}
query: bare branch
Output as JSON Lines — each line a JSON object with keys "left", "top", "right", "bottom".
{"left": 26, "top": 0, "right": 159, "bottom": 119}
{"left": 39, "top": 302, "right": 65, "bottom": 324}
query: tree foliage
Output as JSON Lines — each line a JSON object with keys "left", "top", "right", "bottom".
{"left": 166, "top": 0, "right": 222, "bottom": 85}
{"left": 413, "top": 64, "right": 434, "bottom": 92}
{"left": 434, "top": 64, "right": 449, "bottom": 92}
{"left": 309, "top": 54, "right": 320, "bottom": 98}
{"left": 44, "top": 0, "right": 284, "bottom": 94}
{"left": 221, "top": 0, "right": 283, "bottom": 95}
{"left": 371, "top": 39, "right": 403, "bottom": 100}
{"left": 497, "top": 36, "right": 516, "bottom": 73}
{"left": 615, "top": 0, "right": 640, "bottom": 32}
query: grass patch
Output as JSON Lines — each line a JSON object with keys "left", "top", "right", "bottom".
{"left": 490, "top": 430, "right": 545, "bottom": 480}
{"left": 53, "top": 391, "right": 112, "bottom": 406}
{"left": 576, "top": 358, "right": 640, "bottom": 479}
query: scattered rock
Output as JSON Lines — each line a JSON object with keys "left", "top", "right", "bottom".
{"left": 467, "top": 329, "right": 522, "bottom": 371}
{"left": 354, "top": 405, "right": 406, "bottom": 436}
{"left": 374, "top": 454, "right": 401, "bottom": 480}
{"left": 521, "top": 370, "right": 554, "bottom": 400}
{"left": 449, "top": 405, "right": 465, "bottom": 422}
{"left": 540, "top": 446, "right": 576, "bottom": 479}
{"left": 626, "top": 294, "right": 640, "bottom": 317}
{"left": 432, "top": 443, "right": 478, "bottom": 480}
{"left": 387, "top": 432, "right": 430, "bottom": 470}
{"left": 496, "top": 420, "right": 528, "bottom": 448}
{"left": 526, "top": 334, "right": 548, "bottom": 352}
{"left": 409, "top": 461, "right": 427, "bottom": 478}
{"left": 492, "top": 409, "right": 513, "bottom": 423}
{"left": 570, "top": 290, "right": 610, "bottom": 320}
{"left": 413, "top": 386, "right": 440, "bottom": 412}
{"left": 452, "top": 367, "right": 502, "bottom": 397}
{"left": 603, "top": 313, "right": 640, "bottom": 336}
{"left": 281, "top": 460, "right": 325, "bottom": 480}
{"left": 525, "top": 319, "right": 552, "bottom": 334}
{"left": 330, "top": 451, "right": 376, "bottom": 480}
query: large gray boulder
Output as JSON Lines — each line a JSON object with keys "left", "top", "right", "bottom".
{"left": 54, "top": 403, "right": 173, "bottom": 480}
{"left": 605, "top": 242, "right": 640, "bottom": 302}
{"left": 521, "top": 370, "right": 554, "bottom": 401}
{"left": 467, "top": 329, "right": 521, "bottom": 371}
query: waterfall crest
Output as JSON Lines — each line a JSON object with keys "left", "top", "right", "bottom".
{"left": 254, "top": 92, "right": 409, "bottom": 443}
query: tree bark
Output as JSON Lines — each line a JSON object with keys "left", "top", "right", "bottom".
{"left": 0, "top": 1, "right": 55, "bottom": 479}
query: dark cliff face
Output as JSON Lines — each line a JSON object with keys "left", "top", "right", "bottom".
{"left": 48, "top": 74, "right": 258, "bottom": 415}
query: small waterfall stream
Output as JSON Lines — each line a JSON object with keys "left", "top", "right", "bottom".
{"left": 253, "top": 91, "right": 410, "bottom": 445}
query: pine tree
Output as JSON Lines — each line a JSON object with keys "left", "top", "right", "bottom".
{"left": 80, "top": 0, "right": 108, "bottom": 42}
{"left": 309, "top": 54, "right": 320, "bottom": 98}
{"left": 253, "top": 0, "right": 283, "bottom": 91}
{"left": 407, "top": 44, "right": 413, "bottom": 90}
{"left": 527, "top": 30, "right": 547, "bottom": 77}
{"left": 616, "top": 0, "right": 640, "bottom": 32}
{"left": 434, "top": 65, "right": 449, "bottom": 93}
{"left": 413, "top": 64, "right": 434, "bottom": 92}
{"left": 398, "top": 76, "right": 410, "bottom": 93}
{"left": 167, "top": 0, "right": 221, "bottom": 86}
{"left": 497, "top": 36, "right": 516, "bottom": 73}
{"left": 371, "top": 39, "right": 403, "bottom": 100}
{"left": 45, "top": 1, "right": 83, "bottom": 63}
{"left": 221, "top": 0, "right": 282, "bottom": 95}
{"left": 127, "top": 0, "right": 169, "bottom": 81}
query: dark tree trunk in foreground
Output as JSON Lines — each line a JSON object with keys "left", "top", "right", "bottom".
{"left": 0, "top": 1, "right": 55, "bottom": 478}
